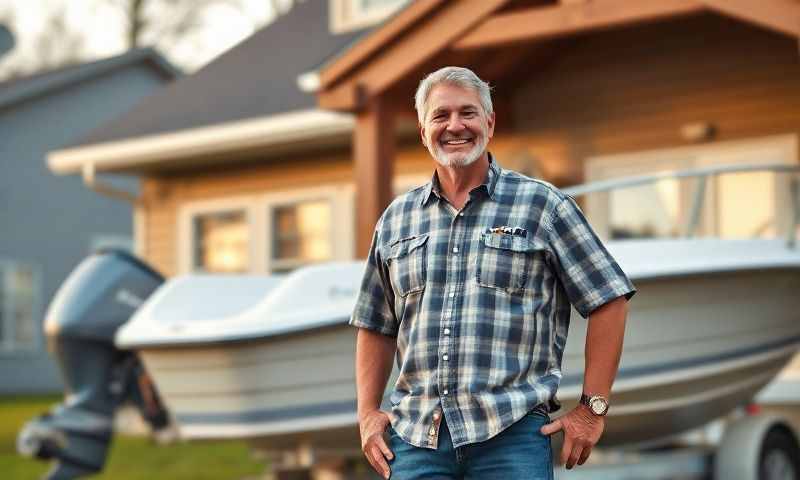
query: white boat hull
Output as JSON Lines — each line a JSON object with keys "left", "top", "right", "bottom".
{"left": 132, "top": 267, "right": 800, "bottom": 449}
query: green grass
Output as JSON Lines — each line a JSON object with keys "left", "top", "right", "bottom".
{"left": 1, "top": 395, "right": 266, "bottom": 479}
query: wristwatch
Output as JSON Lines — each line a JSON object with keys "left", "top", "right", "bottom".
{"left": 580, "top": 393, "right": 610, "bottom": 416}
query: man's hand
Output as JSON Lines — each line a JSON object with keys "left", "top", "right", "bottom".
{"left": 359, "top": 409, "right": 394, "bottom": 479}
{"left": 540, "top": 405, "right": 604, "bottom": 469}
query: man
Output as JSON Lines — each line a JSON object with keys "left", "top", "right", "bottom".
{"left": 349, "top": 66, "right": 636, "bottom": 479}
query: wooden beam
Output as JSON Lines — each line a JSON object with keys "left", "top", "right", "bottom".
{"left": 319, "top": 0, "right": 447, "bottom": 89}
{"left": 700, "top": 0, "right": 800, "bottom": 38}
{"left": 453, "top": 0, "right": 706, "bottom": 50}
{"left": 353, "top": 97, "right": 395, "bottom": 258}
{"left": 319, "top": 0, "right": 510, "bottom": 111}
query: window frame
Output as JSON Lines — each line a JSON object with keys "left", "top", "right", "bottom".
{"left": 179, "top": 195, "right": 259, "bottom": 274}
{"left": 262, "top": 186, "right": 353, "bottom": 273}
{"left": 329, "top": 0, "right": 409, "bottom": 34}
{"left": 0, "top": 260, "right": 43, "bottom": 354}
{"left": 179, "top": 186, "right": 356, "bottom": 274}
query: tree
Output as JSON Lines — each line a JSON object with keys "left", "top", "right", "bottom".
{"left": 0, "top": 0, "right": 274, "bottom": 81}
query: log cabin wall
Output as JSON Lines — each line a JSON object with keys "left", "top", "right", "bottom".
{"left": 137, "top": 146, "right": 433, "bottom": 276}
{"left": 510, "top": 14, "right": 800, "bottom": 185}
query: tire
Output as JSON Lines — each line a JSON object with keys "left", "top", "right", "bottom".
{"left": 759, "top": 427, "right": 800, "bottom": 480}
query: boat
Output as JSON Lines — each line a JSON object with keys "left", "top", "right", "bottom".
{"left": 114, "top": 162, "right": 800, "bottom": 452}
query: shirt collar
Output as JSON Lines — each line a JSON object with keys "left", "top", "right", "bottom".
{"left": 420, "top": 153, "right": 500, "bottom": 207}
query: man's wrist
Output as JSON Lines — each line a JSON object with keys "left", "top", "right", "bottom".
{"left": 357, "top": 407, "right": 382, "bottom": 421}
{"left": 579, "top": 392, "right": 610, "bottom": 416}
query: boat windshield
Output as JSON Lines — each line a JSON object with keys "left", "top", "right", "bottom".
{"left": 562, "top": 163, "right": 800, "bottom": 247}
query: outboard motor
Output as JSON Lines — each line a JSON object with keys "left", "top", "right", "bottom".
{"left": 17, "top": 250, "right": 169, "bottom": 479}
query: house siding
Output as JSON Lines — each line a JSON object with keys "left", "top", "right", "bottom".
{"left": 139, "top": 15, "right": 800, "bottom": 276}
{"left": 512, "top": 14, "right": 800, "bottom": 183}
{"left": 0, "top": 63, "right": 172, "bottom": 394}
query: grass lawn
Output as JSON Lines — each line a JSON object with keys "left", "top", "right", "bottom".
{"left": 1, "top": 395, "right": 266, "bottom": 479}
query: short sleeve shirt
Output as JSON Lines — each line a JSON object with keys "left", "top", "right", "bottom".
{"left": 349, "top": 155, "right": 636, "bottom": 449}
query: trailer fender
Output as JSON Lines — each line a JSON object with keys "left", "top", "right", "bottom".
{"left": 714, "top": 414, "right": 800, "bottom": 480}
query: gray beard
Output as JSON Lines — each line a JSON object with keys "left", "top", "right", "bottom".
{"left": 430, "top": 135, "right": 487, "bottom": 168}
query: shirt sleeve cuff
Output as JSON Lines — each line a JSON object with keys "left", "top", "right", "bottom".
{"left": 349, "top": 316, "right": 399, "bottom": 337}
{"left": 578, "top": 281, "right": 637, "bottom": 319}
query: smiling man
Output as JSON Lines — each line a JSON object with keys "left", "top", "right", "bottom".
{"left": 350, "top": 66, "right": 636, "bottom": 479}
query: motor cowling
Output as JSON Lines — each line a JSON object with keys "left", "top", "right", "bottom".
{"left": 17, "top": 250, "right": 168, "bottom": 479}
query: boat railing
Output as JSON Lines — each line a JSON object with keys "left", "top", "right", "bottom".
{"left": 561, "top": 162, "right": 800, "bottom": 248}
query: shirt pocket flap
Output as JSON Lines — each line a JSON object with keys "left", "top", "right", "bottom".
{"left": 481, "top": 233, "right": 544, "bottom": 253}
{"left": 387, "top": 234, "right": 430, "bottom": 261}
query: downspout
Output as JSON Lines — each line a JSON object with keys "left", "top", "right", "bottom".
{"left": 81, "top": 162, "right": 146, "bottom": 256}
{"left": 81, "top": 161, "right": 138, "bottom": 204}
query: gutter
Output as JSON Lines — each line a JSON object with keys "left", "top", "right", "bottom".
{"left": 81, "top": 162, "right": 138, "bottom": 204}
{"left": 48, "top": 109, "right": 355, "bottom": 175}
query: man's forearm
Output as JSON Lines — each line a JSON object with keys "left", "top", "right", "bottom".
{"left": 356, "top": 328, "right": 397, "bottom": 419}
{"left": 582, "top": 296, "right": 628, "bottom": 398}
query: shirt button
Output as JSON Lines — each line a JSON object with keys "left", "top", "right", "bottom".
{"left": 444, "top": 328, "right": 451, "bottom": 335}
{"left": 458, "top": 212, "right": 464, "bottom": 216}
{"left": 442, "top": 354, "right": 449, "bottom": 361}
{"left": 449, "top": 291, "right": 455, "bottom": 298}
{"left": 452, "top": 246, "right": 459, "bottom": 253}
{"left": 442, "top": 389, "right": 449, "bottom": 395}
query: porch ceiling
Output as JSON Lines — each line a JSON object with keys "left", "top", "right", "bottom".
{"left": 318, "top": 0, "right": 800, "bottom": 112}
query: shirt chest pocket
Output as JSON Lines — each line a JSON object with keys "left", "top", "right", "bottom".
{"left": 386, "top": 234, "right": 429, "bottom": 297}
{"left": 476, "top": 233, "right": 546, "bottom": 295}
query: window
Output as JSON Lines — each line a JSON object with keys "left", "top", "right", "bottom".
{"left": 193, "top": 210, "right": 250, "bottom": 273}
{"left": 0, "top": 261, "right": 40, "bottom": 352}
{"left": 179, "top": 187, "right": 353, "bottom": 275}
{"left": 584, "top": 135, "right": 798, "bottom": 240}
{"left": 179, "top": 177, "right": 430, "bottom": 275}
{"left": 271, "top": 200, "right": 333, "bottom": 272}
{"left": 330, "top": 0, "right": 409, "bottom": 33}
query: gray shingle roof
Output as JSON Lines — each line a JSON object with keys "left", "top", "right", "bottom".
{"left": 0, "top": 47, "right": 178, "bottom": 111}
{"left": 71, "top": 0, "right": 369, "bottom": 148}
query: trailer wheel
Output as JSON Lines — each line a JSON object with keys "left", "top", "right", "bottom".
{"left": 760, "top": 427, "right": 800, "bottom": 480}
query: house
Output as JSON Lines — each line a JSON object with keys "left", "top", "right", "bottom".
{"left": 47, "top": 0, "right": 800, "bottom": 435}
{"left": 0, "top": 48, "right": 179, "bottom": 394}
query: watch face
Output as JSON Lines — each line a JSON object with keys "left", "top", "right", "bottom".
{"left": 590, "top": 397, "right": 607, "bottom": 415}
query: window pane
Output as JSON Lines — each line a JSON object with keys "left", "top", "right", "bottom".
{"left": 273, "top": 201, "right": 332, "bottom": 263}
{"left": 193, "top": 211, "right": 249, "bottom": 273}
{"left": 10, "top": 266, "right": 35, "bottom": 345}
{"left": 607, "top": 179, "right": 681, "bottom": 239}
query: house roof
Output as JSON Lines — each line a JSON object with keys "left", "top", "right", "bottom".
{"left": 70, "top": 0, "right": 369, "bottom": 150}
{"left": 0, "top": 47, "right": 179, "bottom": 111}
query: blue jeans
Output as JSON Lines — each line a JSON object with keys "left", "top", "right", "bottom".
{"left": 388, "top": 410, "right": 553, "bottom": 479}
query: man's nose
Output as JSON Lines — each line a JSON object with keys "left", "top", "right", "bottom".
{"left": 445, "top": 114, "right": 466, "bottom": 132}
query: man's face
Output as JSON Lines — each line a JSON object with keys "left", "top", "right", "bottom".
{"left": 420, "top": 83, "right": 495, "bottom": 168}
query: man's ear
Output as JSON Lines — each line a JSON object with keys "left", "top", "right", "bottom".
{"left": 487, "top": 111, "right": 496, "bottom": 140}
{"left": 419, "top": 123, "right": 427, "bottom": 147}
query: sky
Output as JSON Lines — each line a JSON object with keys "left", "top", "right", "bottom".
{"left": 0, "top": 0, "right": 293, "bottom": 80}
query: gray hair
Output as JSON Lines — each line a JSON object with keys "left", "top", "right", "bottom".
{"left": 414, "top": 66, "right": 493, "bottom": 124}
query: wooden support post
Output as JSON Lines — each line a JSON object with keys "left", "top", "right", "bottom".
{"left": 354, "top": 96, "right": 395, "bottom": 258}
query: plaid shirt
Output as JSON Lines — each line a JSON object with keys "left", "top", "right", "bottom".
{"left": 350, "top": 156, "right": 636, "bottom": 449}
